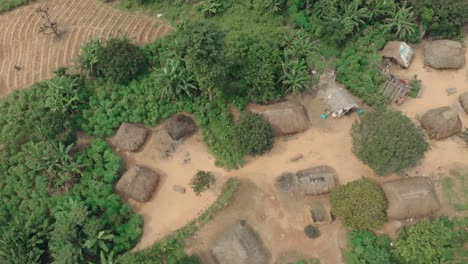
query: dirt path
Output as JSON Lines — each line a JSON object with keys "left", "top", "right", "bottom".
{"left": 0, "top": 0, "right": 171, "bottom": 96}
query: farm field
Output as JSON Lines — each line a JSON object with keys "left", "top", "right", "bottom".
{"left": 0, "top": 0, "right": 170, "bottom": 96}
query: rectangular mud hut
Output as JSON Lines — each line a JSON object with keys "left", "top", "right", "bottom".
{"left": 381, "top": 41, "right": 414, "bottom": 68}
{"left": 322, "top": 84, "right": 359, "bottom": 118}
{"left": 382, "top": 176, "right": 440, "bottom": 220}
{"left": 116, "top": 165, "right": 160, "bottom": 202}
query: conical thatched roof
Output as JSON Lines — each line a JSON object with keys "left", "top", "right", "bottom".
{"left": 113, "top": 123, "right": 148, "bottom": 151}
{"left": 382, "top": 177, "right": 440, "bottom": 220}
{"left": 275, "top": 166, "right": 336, "bottom": 196}
{"left": 212, "top": 222, "right": 268, "bottom": 264}
{"left": 381, "top": 41, "right": 414, "bottom": 68}
{"left": 420, "top": 106, "right": 462, "bottom": 140}
{"left": 459, "top": 92, "right": 468, "bottom": 114}
{"left": 248, "top": 102, "right": 309, "bottom": 136}
{"left": 424, "top": 40, "right": 465, "bottom": 69}
{"left": 165, "top": 114, "right": 197, "bottom": 140}
{"left": 116, "top": 165, "right": 159, "bottom": 202}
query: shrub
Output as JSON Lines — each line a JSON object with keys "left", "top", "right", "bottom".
{"left": 304, "top": 225, "right": 320, "bottom": 239}
{"left": 393, "top": 218, "right": 458, "bottom": 263}
{"left": 330, "top": 178, "right": 386, "bottom": 230}
{"left": 351, "top": 109, "right": 429, "bottom": 176}
{"left": 190, "top": 171, "right": 215, "bottom": 195}
{"left": 344, "top": 230, "right": 393, "bottom": 264}
{"left": 233, "top": 112, "right": 274, "bottom": 156}
{"left": 408, "top": 75, "right": 421, "bottom": 98}
{"left": 96, "top": 37, "right": 148, "bottom": 83}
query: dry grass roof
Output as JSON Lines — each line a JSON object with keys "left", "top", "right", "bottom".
{"left": 116, "top": 165, "right": 159, "bottom": 202}
{"left": 275, "top": 166, "right": 337, "bottom": 196}
{"left": 165, "top": 114, "right": 197, "bottom": 140}
{"left": 420, "top": 106, "right": 462, "bottom": 140}
{"left": 322, "top": 84, "right": 359, "bottom": 117}
{"left": 460, "top": 92, "right": 468, "bottom": 114}
{"left": 381, "top": 41, "right": 414, "bottom": 68}
{"left": 113, "top": 123, "right": 148, "bottom": 151}
{"left": 382, "top": 176, "right": 440, "bottom": 220}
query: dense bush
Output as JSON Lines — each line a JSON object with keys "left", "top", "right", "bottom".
{"left": 304, "top": 225, "right": 320, "bottom": 239}
{"left": 190, "top": 171, "right": 215, "bottom": 195}
{"left": 351, "top": 109, "right": 429, "bottom": 175}
{"left": 344, "top": 230, "right": 393, "bottom": 264}
{"left": 234, "top": 112, "right": 274, "bottom": 156}
{"left": 95, "top": 37, "right": 148, "bottom": 83}
{"left": 330, "top": 178, "right": 386, "bottom": 230}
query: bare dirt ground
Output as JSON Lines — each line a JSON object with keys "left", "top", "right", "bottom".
{"left": 0, "top": 0, "right": 171, "bottom": 96}
{"left": 116, "top": 43, "right": 467, "bottom": 263}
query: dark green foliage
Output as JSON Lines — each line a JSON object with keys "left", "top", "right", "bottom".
{"left": 234, "top": 112, "right": 274, "bottom": 156}
{"left": 351, "top": 109, "right": 429, "bottom": 175}
{"left": 190, "top": 171, "right": 216, "bottom": 195}
{"left": 95, "top": 37, "right": 148, "bottom": 83}
{"left": 304, "top": 225, "right": 320, "bottom": 239}
{"left": 393, "top": 218, "right": 458, "bottom": 264}
{"left": 408, "top": 75, "right": 421, "bottom": 98}
{"left": 330, "top": 178, "right": 386, "bottom": 230}
{"left": 78, "top": 38, "right": 102, "bottom": 78}
{"left": 344, "top": 230, "right": 393, "bottom": 264}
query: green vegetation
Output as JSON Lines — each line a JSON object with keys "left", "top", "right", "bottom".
{"left": 344, "top": 230, "right": 393, "bottom": 264}
{"left": 330, "top": 178, "right": 386, "bottom": 230}
{"left": 352, "top": 109, "right": 429, "bottom": 175}
{"left": 118, "top": 178, "right": 239, "bottom": 263}
{"left": 441, "top": 172, "right": 468, "bottom": 213}
{"left": 234, "top": 112, "right": 274, "bottom": 156}
{"left": 190, "top": 171, "right": 215, "bottom": 195}
{"left": 304, "top": 225, "right": 320, "bottom": 239}
{"left": 408, "top": 75, "right": 421, "bottom": 98}
{"left": 292, "top": 259, "right": 320, "bottom": 264}
{"left": 0, "top": 0, "right": 33, "bottom": 12}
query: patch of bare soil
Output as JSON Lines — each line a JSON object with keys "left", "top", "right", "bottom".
{"left": 0, "top": 0, "right": 171, "bottom": 96}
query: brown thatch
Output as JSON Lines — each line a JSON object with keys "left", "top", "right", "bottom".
{"left": 116, "top": 165, "right": 159, "bottom": 202}
{"left": 212, "top": 222, "right": 268, "bottom": 264}
{"left": 165, "top": 114, "right": 197, "bottom": 140}
{"left": 459, "top": 92, "right": 468, "bottom": 114}
{"left": 424, "top": 40, "right": 465, "bottom": 69}
{"left": 322, "top": 83, "right": 359, "bottom": 117}
{"left": 296, "top": 166, "right": 336, "bottom": 195}
{"left": 248, "top": 102, "right": 309, "bottom": 136}
{"left": 420, "top": 106, "right": 462, "bottom": 140}
{"left": 310, "top": 201, "right": 332, "bottom": 224}
{"left": 382, "top": 177, "right": 440, "bottom": 220}
{"left": 381, "top": 41, "right": 414, "bottom": 68}
{"left": 113, "top": 123, "right": 148, "bottom": 151}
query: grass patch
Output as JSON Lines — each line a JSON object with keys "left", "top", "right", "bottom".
{"left": 442, "top": 172, "right": 468, "bottom": 212}
{"left": 118, "top": 178, "right": 240, "bottom": 263}
{"left": 0, "top": 0, "right": 34, "bottom": 13}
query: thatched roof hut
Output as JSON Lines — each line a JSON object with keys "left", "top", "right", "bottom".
{"left": 116, "top": 165, "right": 159, "bottom": 202}
{"left": 310, "top": 201, "right": 332, "bottom": 224}
{"left": 424, "top": 40, "right": 465, "bottom": 69}
{"left": 322, "top": 84, "right": 359, "bottom": 117}
{"left": 212, "top": 222, "right": 268, "bottom": 264}
{"left": 165, "top": 114, "right": 197, "bottom": 140}
{"left": 420, "top": 106, "right": 462, "bottom": 140}
{"left": 381, "top": 41, "right": 414, "bottom": 68}
{"left": 296, "top": 166, "right": 336, "bottom": 195}
{"left": 459, "top": 92, "right": 468, "bottom": 114}
{"left": 113, "top": 123, "right": 148, "bottom": 151}
{"left": 248, "top": 102, "right": 309, "bottom": 136}
{"left": 382, "top": 177, "right": 440, "bottom": 220}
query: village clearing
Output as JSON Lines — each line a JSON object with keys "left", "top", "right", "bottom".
{"left": 103, "top": 43, "right": 468, "bottom": 263}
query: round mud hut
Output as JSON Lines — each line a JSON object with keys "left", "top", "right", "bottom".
{"left": 116, "top": 165, "right": 160, "bottom": 202}
{"left": 424, "top": 40, "right": 466, "bottom": 69}
{"left": 420, "top": 106, "right": 462, "bottom": 140}
{"left": 165, "top": 114, "right": 197, "bottom": 140}
{"left": 247, "top": 102, "right": 309, "bottom": 136}
{"left": 382, "top": 176, "right": 440, "bottom": 220}
{"left": 212, "top": 222, "right": 268, "bottom": 264}
{"left": 113, "top": 122, "right": 148, "bottom": 151}
{"left": 459, "top": 92, "right": 468, "bottom": 114}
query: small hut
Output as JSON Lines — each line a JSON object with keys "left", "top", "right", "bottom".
{"left": 165, "top": 114, "right": 197, "bottom": 140}
{"left": 381, "top": 41, "right": 414, "bottom": 68}
{"left": 424, "top": 40, "right": 465, "bottom": 69}
{"left": 382, "top": 177, "right": 440, "bottom": 220}
{"left": 113, "top": 123, "right": 148, "bottom": 151}
{"left": 212, "top": 222, "right": 268, "bottom": 264}
{"left": 116, "top": 165, "right": 160, "bottom": 202}
{"left": 322, "top": 84, "right": 359, "bottom": 118}
{"left": 420, "top": 106, "right": 462, "bottom": 140}
{"left": 248, "top": 102, "right": 309, "bottom": 136}
{"left": 310, "top": 201, "right": 333, "bottom": 224}
{"left": 296, "top": 166, "right": 336, "bottom": 195}
{"left": 459, "top": 92, "right": 468, "bottom": 114}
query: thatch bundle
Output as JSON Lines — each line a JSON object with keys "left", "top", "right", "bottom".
{"left": 248, "top": 102, "right": 309, "bottom": 136}
{"left": 212, "top": 222, "right": 268, "bottom": 264}
{"left": 382, "top": 177, "right": 440, "bottom": 220}
{"left": 424, "top": 40, "right": 465, "bottom": 69}
{"left": 420, "top": 106, "right": 462, "bottom": 140}
{"left": 113, "top": 123, "right": 148, "bottom": 151}
{"left": 116, "top": 165, "right": 159, "bottom": 202}
{"left": 275, "top": 166, "right": 336, "bottom": 196}
{"left": 381, "top": 41, "right": 414, "bottom": 68}
{"left": 459, "top": 92, "right": 468, "bottom": 114}
{"left": 165, "top": 114, "right": 197, "bottom": 140}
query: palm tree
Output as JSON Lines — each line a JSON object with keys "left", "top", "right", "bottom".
{"left": 281, "top": 59, "right": 310, "bottom": 95}
{"left": 154, "top": 59, "right": 199, "bottom": 101}
{"left": 45, "top": 76, "right": 81, "bottom": 114}
{"left": 340, "top": 0, "right": 369, "bottom": 35}
{"left": 383, "top": 2, "right": 417, "bottom": 39}
{"left": 201, "top": 0, "right": 221, "bottom": 17}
